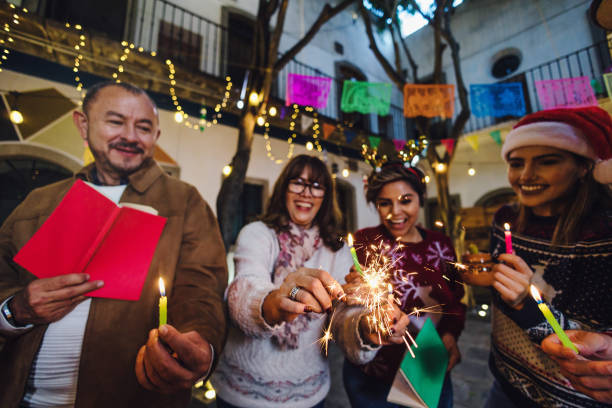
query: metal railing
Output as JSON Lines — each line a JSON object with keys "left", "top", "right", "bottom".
{"left": 460, "top": 38, "right": 612, "bottom": 134}
{"left": 29, "top": 0, "right": 610, "bottom": 140}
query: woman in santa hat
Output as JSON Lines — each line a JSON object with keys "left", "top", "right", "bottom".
{"left": 485, "top": 106, "right": 612, "bottom": 407}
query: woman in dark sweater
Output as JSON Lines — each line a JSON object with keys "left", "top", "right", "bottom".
{"left": 343, "top": 162, "right": 466, "bottom": 408}
{"left": 485, "top": 106, "right": 612, "bottom": 407}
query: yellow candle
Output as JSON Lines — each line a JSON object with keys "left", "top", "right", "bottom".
{"left": 158, "top": 277, "right": 167, "bottom": 327}
{"left": 530, "top": 285, "right": 578, "bottom": 353}
{"left": 347, "top": 233, "right": 364, "bottom": 277}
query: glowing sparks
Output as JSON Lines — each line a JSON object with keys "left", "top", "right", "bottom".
{"left": 317, "top": 238, "right": 451, "bottom": 359}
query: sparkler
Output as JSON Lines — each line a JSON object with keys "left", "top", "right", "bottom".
{"left": 318, "top": 238, "right": 441, "bottom": 359}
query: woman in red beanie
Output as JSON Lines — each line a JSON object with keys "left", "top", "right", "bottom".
{"left": 485, "top": 106, "right": 612, "bottom": 407}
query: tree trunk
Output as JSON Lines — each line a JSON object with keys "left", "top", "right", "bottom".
{"left": 215, "top": 0, "right": 356, "bottom": 250}
{"left": 216, "top": 110, "right": 256, "bottom": 250}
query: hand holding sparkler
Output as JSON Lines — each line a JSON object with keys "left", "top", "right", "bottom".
{"left": 263, "top": 267, "right": 345, "bottom": 326}
{"left": 492, "top": 253, "right": 533, "bottom": 309}
{"left": 358, "top": 301, "right": 412, "bottom": 346}
{"left": 541, "top": 330, "right": 612, "bottom": 403}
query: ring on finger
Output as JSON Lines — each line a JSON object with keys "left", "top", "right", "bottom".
{"left": 289, "top": 286, "right": 301, "bottom": 301}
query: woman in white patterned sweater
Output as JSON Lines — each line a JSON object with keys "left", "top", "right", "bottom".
{"left": 210, "top": 155, "right": 411, "bottom": 408}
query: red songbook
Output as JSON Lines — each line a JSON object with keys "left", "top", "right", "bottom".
{"left": 13, "top": 179, "right": 167, "bottom": 301}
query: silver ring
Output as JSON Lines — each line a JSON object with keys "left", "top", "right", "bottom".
{"left": 289, "top": 286, "right": 300, "bottom": 301}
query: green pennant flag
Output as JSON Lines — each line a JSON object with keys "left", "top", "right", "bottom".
{"left": 489, "top": 129, "right": 502, "bottom": 145}
{"left": 341, "top": 81, "right": 392, "bottom": 116}
{"left": 369, "top": 136, "right": 381, "bottom": 149}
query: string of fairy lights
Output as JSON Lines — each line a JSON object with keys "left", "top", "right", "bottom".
{"left": 2, "top": 13, "right": 387, "bottom": 176}
{"left": 2, "top": 3, "right": 27, "bottom": 124}
{"left": 1, "top": 3, "right": 26, "bottom": 74}
{"left": 66, "top": 23, "right": 85, "bottom": 98}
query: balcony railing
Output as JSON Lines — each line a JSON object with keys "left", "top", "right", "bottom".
{"left": 23, "top": 0, "right": 608, "bottom": 141}
{"left": 460, "top": 38, "right": 612, "bottom": 134}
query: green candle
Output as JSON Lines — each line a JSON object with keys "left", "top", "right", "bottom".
{"left": 158, "top": 277, "right": 167, "bottom": 327}
{"left": 530, "top": 285, "right": 578, "bottom": 353}
{"left": 347, "top": 234, "right": 364, "bottom": 277}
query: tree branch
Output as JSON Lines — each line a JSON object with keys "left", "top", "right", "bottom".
{"left": 268, "top": 0, "right": 288, "bottom": 67}
{"left": 393, "top": 19, "right": 418, "bottom": 82}
{"left": 274, "top": 0, "right": 355, "bottom": 72}
{"left": 407, "top": 0, "right": 431, "bottom": 23}
{"left": 265, "top": 0, "right": 281, "bottom": 18}
{"left": 389, "top": 23, "right": 403, "bottom": 77}
{"left": 442, "top": 5, "right": 470, "bottom": 141}
{"left": 359, "top": 4, "right": 405, "bottom": 89}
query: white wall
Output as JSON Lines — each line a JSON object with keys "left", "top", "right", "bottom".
{"left": 397, "top": 0, "right": 595, "bottom": 86}
{"left": 156, "top": 105, "right": 380, "bottom": 229}
{"left": 435, "top": 134, "right": 510, "bottom": 208}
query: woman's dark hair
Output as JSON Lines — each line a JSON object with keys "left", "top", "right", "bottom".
{"left": 261, "top": 154, "right": 343, "bottom": 251}
{"left": 365, "top": 161, "right": 426, "bottom": 206}
{"left": 515, "top": 154, "right": 612, "bottom": 245}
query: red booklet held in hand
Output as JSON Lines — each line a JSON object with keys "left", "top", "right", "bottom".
{"left": 14, "top": 179, "right": 167, "bottom": 301}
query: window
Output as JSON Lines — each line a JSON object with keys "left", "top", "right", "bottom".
{"left": 336, "top": 63, "right": 369, "bottom": 132}
{"left": 157, "top": 21, "right": 202, "bottom": 72}
{"left": 43, "top": 0, "right": 127, "bottom": 41}
{"left": 225, "top": 11, "right": 254, "bottom": 84}
{"left": 491, "top": 49, "right": 522, "bottom": 79}
{"left": 0, "top": 158, "right": 71, "bottom": 225}
{"left": 335, "top": 178, "right": 356, "bottom": 235}
{"left": 228, "top": 179, "right": 268, "bottom": 247}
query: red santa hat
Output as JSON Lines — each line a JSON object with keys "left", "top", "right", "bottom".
{"left": 501, "top": 106, "right": 612, "bottom": 184}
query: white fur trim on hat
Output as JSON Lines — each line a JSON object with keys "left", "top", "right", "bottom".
{"left": 501, "top": 122, "right": 597, "bottom": 161}
{"left": 594, "top": 159, "right": 612, "bottom": 184}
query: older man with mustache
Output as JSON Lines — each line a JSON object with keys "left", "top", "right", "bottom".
{"left": 0, "top": 82, "right": 227, "bottom": 408}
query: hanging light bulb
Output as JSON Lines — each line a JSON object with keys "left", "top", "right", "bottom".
{"left": 248, "top": 91, "right": 259, "bottom": 106}
{"left": 174, "top": 111, "right": 184, "bottom": 123}
{"left": 342, "top": 168, "right": 350, "bottom": 178}
{"left": 9, "top": 109, "right": 23, "bottom": 124}
{"left": 435, "top": 162, "right": 447, "bottom": 173}
{"left": 306, "top": 142, "right": 314, "bottom": 151}
{"left": 236, "top": 100, "right": 244, "bottom": 109}
{"left": 268, "top": 106, "right": 277, "bottom": 117}
{"left": 8, "top": 92, "right": 23, "bottom": 124}
{"left": 222, "top": 165, "right": 232, "bottom": 176}
{"left": 424, "top": 175, "right": 431, "bottom": 183}
{"left": 468, "top": 166, "right": 476, "bottom": 176}
{"left": 256, "top": 116, "right": 265, "bottom": 126}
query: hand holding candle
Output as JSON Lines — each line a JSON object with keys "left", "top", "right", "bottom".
{"left": 347, "top": 233, "right": 364, "bottom": 277}
{"left": 530, "top": 285, "right": 578, "bottom": 353}
{"left": 504, "top": 223, "right": 513, "bottom": 254}
{"left": 158, "top": 277, "right": 167, "bottom": 327}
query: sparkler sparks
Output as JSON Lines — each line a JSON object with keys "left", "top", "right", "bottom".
{"left": 318, "top": 238, "right": 445, "bottom": 359}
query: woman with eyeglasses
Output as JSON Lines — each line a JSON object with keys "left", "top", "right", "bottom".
{"left": 343, "top": 162, "right": 466, "bottom": 408}
{"left": 210, "top": 155, "right": 410, "bottom": 408}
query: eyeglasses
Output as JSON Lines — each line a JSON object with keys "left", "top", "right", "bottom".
{"left": 288, "top": 178, "right": 325, "bottom": 198}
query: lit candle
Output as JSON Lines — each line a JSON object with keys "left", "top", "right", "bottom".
{"left": 529, "top": 285, "right": 578, "bottom": 353}
{"left": 504, "top": 223, "right": 513, "bottom": 254}
{"left": 158, "top": 277, "right": 167, "bottom": 327}
{"left": 347, "top": 233, "right": 364, "bottom": 277}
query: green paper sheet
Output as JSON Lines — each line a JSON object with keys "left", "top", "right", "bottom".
{"left": 387, "top": 318, "right": 449, "bottom": 408}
